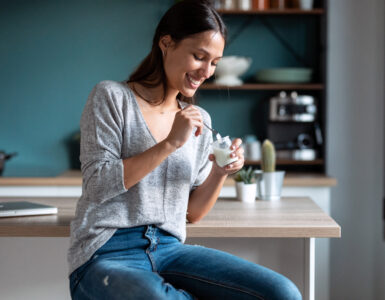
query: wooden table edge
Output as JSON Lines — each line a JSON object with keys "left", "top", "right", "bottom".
{"left": 0, "top": 225, "right": 341, "bottom": 238}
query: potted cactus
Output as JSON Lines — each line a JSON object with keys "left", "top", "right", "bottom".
{"left": 261, "top": 139, "right": 276, "bottom": 173}
{"left": 234, "top": 166, "right": 257, "bottom": 203}
{"left": 256, "top": 139, "right": 285, "bottom": 201}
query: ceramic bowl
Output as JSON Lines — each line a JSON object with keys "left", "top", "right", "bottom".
{"left": 214, "top": 56, "right": 252, "bottom": 86}
{"left": 255, "top": 68, "right": 313, "bottom": 83}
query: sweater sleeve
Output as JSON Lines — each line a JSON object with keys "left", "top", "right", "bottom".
{"left": 79, "top": 81, "right": 128, "bottom": 202}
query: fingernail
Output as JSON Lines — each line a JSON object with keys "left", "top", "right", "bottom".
{"left": 229, "top": 164, "right": 233, "bottom": 168}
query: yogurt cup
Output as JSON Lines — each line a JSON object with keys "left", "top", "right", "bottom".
{"left": 212, "top": 136, "right": 238, "bottom": 167}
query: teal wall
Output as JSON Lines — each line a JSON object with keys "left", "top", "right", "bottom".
{"left": 0, "top": 0, "right": 318, "bottom": 176}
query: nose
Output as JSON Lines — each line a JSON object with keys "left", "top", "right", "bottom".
{"left": 200, "top": 62, "right": 213, "bottom": 79}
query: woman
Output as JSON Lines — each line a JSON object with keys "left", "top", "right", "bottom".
{"left": 68, "top": 1, "right": 302, "bottom": 299}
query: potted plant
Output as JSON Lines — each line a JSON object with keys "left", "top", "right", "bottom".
{"left": 234, "top": 166, "right": 257, "bottom": 203}
{"left": 256, "top": 139, "right": 285, "bottom": 201}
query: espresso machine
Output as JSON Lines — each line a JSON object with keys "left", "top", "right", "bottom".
{"left": 267, "top": 91, "right": 323, "bottom": 161}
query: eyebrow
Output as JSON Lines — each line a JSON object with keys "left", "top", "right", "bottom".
{"left": 197, "top": 48, "right": 222, "bottom": 60}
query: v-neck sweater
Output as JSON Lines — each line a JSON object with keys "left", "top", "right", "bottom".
{"left": 67, "top": 80, "right": 213, "bottom": 275}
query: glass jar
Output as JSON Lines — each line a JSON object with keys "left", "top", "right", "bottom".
{"left": 212, "top": 136, "right": 238, "bottom": 167}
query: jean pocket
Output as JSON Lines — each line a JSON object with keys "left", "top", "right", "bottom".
{"left": 69, "top": 254, "right": 97, "bottom": 296}
{"left": 69, "top": 269, "right": 80, "bottom": 296}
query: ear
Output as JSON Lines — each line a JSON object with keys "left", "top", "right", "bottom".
{"left": 158, "top": 35, "right": 174, "bottom": 52}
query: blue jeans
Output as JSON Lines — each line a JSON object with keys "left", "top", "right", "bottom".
{"left": 69, "top": 225, "right": 302, "bottom": 300}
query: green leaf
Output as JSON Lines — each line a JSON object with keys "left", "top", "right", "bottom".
{"left": 233, "top": 166, "right": 256, "bottom": 184}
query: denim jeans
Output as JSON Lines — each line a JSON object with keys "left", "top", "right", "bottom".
{"left": 69, "top": 225, "right": 302, "bottom": 300}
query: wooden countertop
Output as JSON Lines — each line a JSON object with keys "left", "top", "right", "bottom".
{"left": 0, "top": 170, "right": 337, "bottom": 187}
{"left": 0, "top": 197, "right": 340, "bottom": 238}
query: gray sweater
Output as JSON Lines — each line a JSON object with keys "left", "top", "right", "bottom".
{"left": 67, "top": 81, "right": 213, "bottom": 275}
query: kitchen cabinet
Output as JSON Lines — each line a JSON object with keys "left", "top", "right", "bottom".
{"left": 197, "top": 1, "right": 328, "bottom": 173}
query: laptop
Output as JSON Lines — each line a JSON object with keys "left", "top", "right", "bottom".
{"left": 0, "top": 201, "right": 58, "bottom": 217}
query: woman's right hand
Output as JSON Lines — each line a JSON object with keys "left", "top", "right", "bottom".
{"left": 165, "top": 105, "right": 203, "bottom": 149}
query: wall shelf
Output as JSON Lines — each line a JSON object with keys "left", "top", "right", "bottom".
{"left": 217, "top": 9, "right": 325, "bottom": 15}
{"left": 245, "top": 159, "right": 324, "bottom": 166}
{"left": 200, "top": 83, "right": 324, "bottom": 91}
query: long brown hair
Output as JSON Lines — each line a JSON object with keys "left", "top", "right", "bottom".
{"left": 127, "top": 0, "right": 227, "bottom": 105}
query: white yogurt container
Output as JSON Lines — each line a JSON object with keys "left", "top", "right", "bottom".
{"left": 212, "top": 136, "right": 238, "bottom": 167}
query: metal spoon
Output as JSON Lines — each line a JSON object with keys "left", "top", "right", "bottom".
{"left": 203, "top": 122, "right": 222, "bottom": 141}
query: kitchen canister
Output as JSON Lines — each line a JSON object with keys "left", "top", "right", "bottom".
{"left": 221, "top": 0, "right": 237, "bottom": 10}
{"left": 299, "top": 0, "right": 313, "bottom": 10}
{"left": 244, "top": 135, "right": 261, "bottom": 161}
{"left": 237, "top": 0, "right": 252, "bottom": 10}
{"left": 253, "top": 0, "right": 269, "bottom": 10}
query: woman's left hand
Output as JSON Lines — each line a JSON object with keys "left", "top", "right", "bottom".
{"left": 209, "top": 138, "right": 244, "bottom": 176}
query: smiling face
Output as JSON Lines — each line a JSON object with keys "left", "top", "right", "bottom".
{"left": 159, "top": 30, "right": 225, "bottom": 98}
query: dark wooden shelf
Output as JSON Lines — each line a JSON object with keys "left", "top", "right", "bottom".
{"left": 245, "top": 159, "right": 324, "bottom": 166}
{"left": 217, "top": 9, "right": 325, "bottom": 15}
{"left": 206, "top": 5, "right": 327, "bottom": 173}
{"left": 200, "top": 83, "right": 324, "bottom": 91}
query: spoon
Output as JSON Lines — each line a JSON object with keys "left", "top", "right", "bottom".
{"left": 203, "top": 122, "right": 222, "bottom": 141}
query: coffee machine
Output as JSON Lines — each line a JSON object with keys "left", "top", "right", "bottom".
{"left": 269, "top": 91, "right": 317, "bottom": 122}
{"left": 267, "top": 91, "right": 323, "bottom": 161}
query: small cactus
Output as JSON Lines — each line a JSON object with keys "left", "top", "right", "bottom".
{"left": 261, "top": 139, "right": 276, "bottom": 173}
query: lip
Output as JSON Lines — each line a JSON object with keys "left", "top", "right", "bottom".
{"left": 186, "top": 74, "right": 202, "bottom": 89}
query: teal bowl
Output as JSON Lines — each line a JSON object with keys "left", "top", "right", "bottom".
{"left": 256, "top": 68, "right": 313, "bottom": 83}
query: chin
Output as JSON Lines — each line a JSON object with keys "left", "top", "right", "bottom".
{"left": 179, "top": 88, "right": 197, "bottom": 98}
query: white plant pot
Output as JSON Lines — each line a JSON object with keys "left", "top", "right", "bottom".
{"left": 235, "top": 182, "right": 257, "bottom": 203}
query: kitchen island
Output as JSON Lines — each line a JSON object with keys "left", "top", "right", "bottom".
{"left": 0, "top": 171, "right": 337, "bottom": 300}
{"left": 0, "top": 196, "right": 340, "bottom": 300}
{"left": 0, "top": 170, "right": 336, "bottom": 201}
{"left": 0, "top": 170, "right": 337, "bottom": 189}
